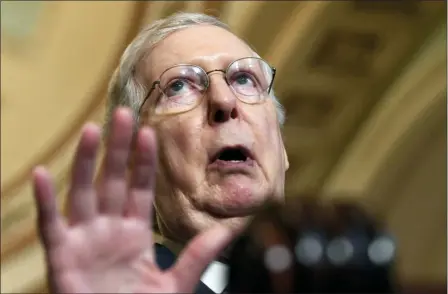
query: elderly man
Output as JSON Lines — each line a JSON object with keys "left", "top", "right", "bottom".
{"left": 32, "top": 12, "right": 288, "bottom": 294}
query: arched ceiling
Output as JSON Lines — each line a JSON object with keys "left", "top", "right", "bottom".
{"left": 1, "top": 1, "right": 446, "bottom": 292}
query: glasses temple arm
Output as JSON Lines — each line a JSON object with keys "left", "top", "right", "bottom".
{"left": 268, "top": 67, "right": 276, "bottom": 94}
{"left": 138, "top": 81, "right": 159, "bottom": 114}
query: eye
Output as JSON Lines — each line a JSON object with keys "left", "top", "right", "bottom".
{"left": 170, "top": 80, "right": 184, "bottom": 92}
{"left": 230, "top": 71, "right": 260, "bottom": 96}
{"left": 164, "top": 79, "right": 195, "bottom": 97}
{"left": 236, "top": 74, "right": 252, "bottom": 85}
{"left": 233, "top": 72, "right": 255, "bottom": 86}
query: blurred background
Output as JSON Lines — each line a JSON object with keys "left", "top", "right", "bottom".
{"left": 1, "top": 1, "right": 446, "bottom": 293}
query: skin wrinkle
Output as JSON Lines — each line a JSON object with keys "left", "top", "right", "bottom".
{"left": 138, "top": 25, "right": 288, "bottom": 244}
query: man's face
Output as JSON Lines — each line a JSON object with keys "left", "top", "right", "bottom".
{"left": 140, "top": 25, "right": 288, "bottom": 241}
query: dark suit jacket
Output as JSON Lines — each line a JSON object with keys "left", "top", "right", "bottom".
{"left": 155, "top": 243, "right": 218, "bottom": 294}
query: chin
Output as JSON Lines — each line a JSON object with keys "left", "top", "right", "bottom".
{"left": 183, "top": 210, "right": 252, "bottom": 241}
{"left": 203, "top": 185, "right": 273, "bottom": 219}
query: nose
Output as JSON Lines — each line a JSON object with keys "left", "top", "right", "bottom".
{"left": 207, "top": 73, "right": 239, "bottom": 125}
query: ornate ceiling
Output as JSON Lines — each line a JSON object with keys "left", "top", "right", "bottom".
{"left": 1, "top": 1, "right": 446, "bottom": 293}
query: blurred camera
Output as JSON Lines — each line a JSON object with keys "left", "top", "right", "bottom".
{"left": 227, "top": 195, "right": 396, "bottom": 293}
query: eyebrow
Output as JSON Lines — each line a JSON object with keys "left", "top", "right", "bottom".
{"left": 172, "top": 54, "right": 252, "bottom": 71}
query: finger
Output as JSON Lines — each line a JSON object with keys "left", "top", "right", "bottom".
{"left": 172, "top": 225, "right": 240, "bottom": 291}
{"left": 67, "top": 123, "right": 101, "bottom": 224}
{"left": 32, "top": 166, "right": 67, "bottom": 248}
{"left": 99, "top": 107, "right": 134, "bottom": 215}
{"left": 126, "top": 127, "right": 157, "bottom": 221}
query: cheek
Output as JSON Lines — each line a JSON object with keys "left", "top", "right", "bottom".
{"left": 253, "top": 106, "right": 281, "bottom": 144}
{"left": 154, "top": 118, "right": 205, "bottom": 180}
{"left": 253, "top": 106, "right": 285, "bottom": 169}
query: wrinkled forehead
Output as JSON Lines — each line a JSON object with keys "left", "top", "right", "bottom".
{"left": 143, "top": 25, "right": 256, "bottom": 82}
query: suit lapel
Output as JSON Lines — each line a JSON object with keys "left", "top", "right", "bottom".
{"left": 154, "top": 243, "right": 217, "bottom": 294}
{"left": 154, "top": 243, "right": 177, "bottom": 270}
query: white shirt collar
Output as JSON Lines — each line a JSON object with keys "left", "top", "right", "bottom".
{"left": 201, "top": 260, "right": 229, "bottom": 293}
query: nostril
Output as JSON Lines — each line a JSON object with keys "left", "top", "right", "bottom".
{"left": 213, "top": 109, "right": 238, "bottom": 123}
{"left": 230, "top": 108, "right": 238, "bottom": 119}
{"left": 214, "top": 110, "right": 226, "bottom": 122}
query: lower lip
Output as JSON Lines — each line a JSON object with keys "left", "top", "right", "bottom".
{"left": 208, "top": 158, "right": 255, "bottom": 172}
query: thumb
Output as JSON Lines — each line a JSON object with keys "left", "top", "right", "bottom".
{"left": 171, "top": 224, "right": 240, "bottom": 292}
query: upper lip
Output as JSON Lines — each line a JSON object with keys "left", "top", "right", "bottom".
{"left": 210, "top": 145, "right": 254, "bottom": 163}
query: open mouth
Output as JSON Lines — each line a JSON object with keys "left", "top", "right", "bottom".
{"left": 211, "top": 146, "right": 252, "bottom": 163}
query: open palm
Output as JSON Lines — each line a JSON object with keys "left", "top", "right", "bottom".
{"left": 33, "top": 108, "right": 235, "bottom": 293}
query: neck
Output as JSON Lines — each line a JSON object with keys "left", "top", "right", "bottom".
{"left": 160, "top": 235, "right": 232, "bottom": 261}
{"left": 160, "top": 236, "right": 184, "bottom": 256}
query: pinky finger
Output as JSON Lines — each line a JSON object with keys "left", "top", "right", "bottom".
{"left": 32, "top": 166, "right": 67, "bottom": 247}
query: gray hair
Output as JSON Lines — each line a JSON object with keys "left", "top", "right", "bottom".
{"left": 104, "top": 12, "right": 285, "bottom": 137}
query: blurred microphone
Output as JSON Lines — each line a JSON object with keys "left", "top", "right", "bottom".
{"left": 226, "top": 195, "right": 397, "bottom": 293}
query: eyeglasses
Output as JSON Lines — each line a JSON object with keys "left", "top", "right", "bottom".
{"left": 138, "top": 57, "right": 276, "bottom": 116}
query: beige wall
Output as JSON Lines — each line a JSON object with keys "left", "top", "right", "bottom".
{"left": 1, "top": 2, "right": 143, "bottom": 292}
{"left": 324, "top": 24, "right": 447, "bottom": 283}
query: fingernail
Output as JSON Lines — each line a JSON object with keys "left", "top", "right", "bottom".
{"left": 116, "top": 107, "right": 132, "bottom": 117}
{"left": 82, "top": 123, "right": 100, "bottom": 134}
{"left": 32, "top": 166, "right": 45, "bottom": 176}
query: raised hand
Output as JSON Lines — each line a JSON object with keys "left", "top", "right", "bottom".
{"left": 33, "top": 108, "right": 234, "bottom": 293}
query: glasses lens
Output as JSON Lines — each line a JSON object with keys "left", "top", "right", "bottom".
{"left": 227, "top": 58, "right": 273, "bottom": 103}
{"left": 155, "top": 65, "right": 208, "bottom": 114}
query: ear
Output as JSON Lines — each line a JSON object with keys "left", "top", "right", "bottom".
{"left": 278, "top": 124, "right": 289, "bottom": 172}
{"left": 283, "top": 145, "right": 289, "bottom": 171}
